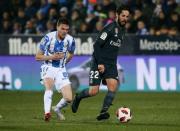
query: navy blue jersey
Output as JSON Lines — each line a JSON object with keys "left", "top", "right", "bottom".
{"left": 93, "top": 21, "right": 125, "bottom": 65}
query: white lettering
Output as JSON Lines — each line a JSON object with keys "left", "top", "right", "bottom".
{"left": 140, "top": 39, "right": 179, "bottom": 51}
{"left": 110, "top": 40, "right": 121, "bottom": 47}
{"left": 8, "top": 37, "right": 94, "bottom": 55}
{"left": 136, "top": 58, "right": 156, "bottom": 90}
{"left": 74, "top": 37, "right": 93, "bottom": 55}
{"left": 9, "top": 38, "right": 40, "bottom": 55}
{"left": 160, "top": 67, "right": 176, "bottom": 91}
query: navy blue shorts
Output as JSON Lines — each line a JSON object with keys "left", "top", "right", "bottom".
{"left": 89, "top": 59, "right": 118, "bottom": 86}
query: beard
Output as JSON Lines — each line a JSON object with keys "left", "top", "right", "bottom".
{"left": 118, "top": 19, "right": 127, "bottom": 27}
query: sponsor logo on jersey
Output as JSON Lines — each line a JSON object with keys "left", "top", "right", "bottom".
{"left": 110, "top": 39, "right": 122, "bottom": 47}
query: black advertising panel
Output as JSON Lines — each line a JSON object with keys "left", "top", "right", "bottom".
{"left": 0, "top": 35, "right": 179, "bottom": 55}
{"left": 135, "top": 35, "right": 180, "bottom": 55}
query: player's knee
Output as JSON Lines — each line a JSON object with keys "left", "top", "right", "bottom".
{"left": 67, "top": 99, "right": 72, "bottom": 103}
{"left": 64, "top": 96, "right": 73, "bottom": 103}
{"left": 108, "top": 87, "right": 116, "bottom": 92}
{"left": 107, "top": 84, "right": 118, "bottom": 92}
{"left": 89, "top": 89, "right": 99, "bottom": 96}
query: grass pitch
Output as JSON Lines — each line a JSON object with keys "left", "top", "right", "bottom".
{"left": 0, "top": 91, "right": 180, "bottom": 131}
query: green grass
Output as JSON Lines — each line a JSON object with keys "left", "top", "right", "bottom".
{"left": 0, "top": 91, "right": 180, "bottom": 131}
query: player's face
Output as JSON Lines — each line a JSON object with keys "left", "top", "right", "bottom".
{"left": 57, "top": 24, "right": 69, "bottom": 39}
{"left": 117, "top": 10, "right": 129, "bottom": 26}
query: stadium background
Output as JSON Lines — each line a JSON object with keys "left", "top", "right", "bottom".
{"left": 0, "top": 0, "right": 180, "bottom": 91}
{"left": 0, "top": 0, "right": 180, "bottom": 131}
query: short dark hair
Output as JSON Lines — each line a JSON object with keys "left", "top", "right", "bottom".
{"left": 116, "top": 5, "right": 130, "bottom": 15}
{"left": 57, "top": 17, "right": 69, "bottom": 26}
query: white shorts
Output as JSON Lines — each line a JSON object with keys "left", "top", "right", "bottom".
{"left": 40, "top": 65, "right": 71, "bottom": 92}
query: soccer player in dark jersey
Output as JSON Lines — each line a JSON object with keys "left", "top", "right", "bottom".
{"left": 71, "top": 5, "right": 130, "bottom": 121}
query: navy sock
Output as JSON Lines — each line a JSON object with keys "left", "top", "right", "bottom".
{"left": 101, "top": 91, "right": 116, "bottom": 113}
{"left": 77, "top": 88, "right": 90, "bottom": 99}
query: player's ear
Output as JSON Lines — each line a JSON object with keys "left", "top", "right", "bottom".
{"left": 56, "top": 26, "right": 60, "bottom": 31}
{"left": 56, "top": 23, "right": 61, "bottom": 31}
{"left": 116, "top": 13, "right": 119, "bottom": 19}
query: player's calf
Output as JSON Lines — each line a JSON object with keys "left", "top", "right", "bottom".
{"left": 71, "top": 89, "right": 91, "bottom": 113}
{"left": 71, "top": 94, "right": 81, "bottom": 113}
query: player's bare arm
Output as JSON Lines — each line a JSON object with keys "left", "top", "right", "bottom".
{"left": 66, "top": 52, "right": 74, "bottom": 64}
{"left": 35, "top": 50, "right": 64, "bottom": 61}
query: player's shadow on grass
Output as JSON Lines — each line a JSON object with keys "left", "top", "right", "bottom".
{"left": 0, "top": 125, "right": 24, "bottom": 130}
{"left": 34, "top": 116, "right": 180, "bottom": 128}
{"left": 65, "top": 119, "right": 180, "bottom": 128}
{"left": 128, "top": 122, "right": 180, "bottom": 128}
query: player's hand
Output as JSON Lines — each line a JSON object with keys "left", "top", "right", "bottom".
{"left": 52, "top": 52, "right": 64, "bottom": 60}
{"left": 98, "top": 64, "right": 105, "bottom": 73}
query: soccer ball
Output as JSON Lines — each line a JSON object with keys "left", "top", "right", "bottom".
{"left": 116, "top": 107, "right": 132, "bottom": 123}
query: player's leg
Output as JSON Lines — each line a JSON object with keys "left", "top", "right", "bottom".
{"left": 41, "top": 65, "right": 55, "bottom": 121}
{"left": 97, "top": 79, "right": 117, "bottom": 120}
{"left": 72, "top": 58, "right": 102, "bottom": 113}
{"left": 53, "top": 67, "right": 72, "bottom": 120}
{"left": 97, "top": 65, "right": 118, "bottom": 121}
{"left": 71, "top": 85, "right": 100, "bottom": 113}
{"left": 53, "top": 84, "right": 72, "bottom": 120}
{"left": 101, "top": 78, "right": 118, "bottom": 113}
{"left": 43, "top": 78, "right": 54, "bottom": 121}
{"left": 96, "top": 78, "right": 118, "bottom": 120}
{"left": 58, "top": 84, "right": 73, "bottom": 108}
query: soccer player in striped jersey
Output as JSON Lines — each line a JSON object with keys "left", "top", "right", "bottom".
{"left": 35, "top": 18, "right": 75, "bottom": 121}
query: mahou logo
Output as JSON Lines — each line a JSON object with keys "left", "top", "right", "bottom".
{"left": 8, "top": 37, "right": 94, "bottom": 55}
{"left": 8, "top": 38, "right": 40, "bottom": 55}
{"left": 74, "top": 37, "right": 94, "bottom": 55}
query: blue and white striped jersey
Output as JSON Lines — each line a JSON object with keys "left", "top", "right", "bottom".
{"left": 39, "top": 31, "right": 75, "bottom": 68}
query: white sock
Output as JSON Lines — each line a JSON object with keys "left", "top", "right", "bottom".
{"left": 44, "top": 90, "right": 53, "bottom": 114}
{"left": 56, "top": 98, "right": 68, "bottom": 110}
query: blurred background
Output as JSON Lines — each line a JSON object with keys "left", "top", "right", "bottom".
{"left": 0, "top": 1, "right": 180, "bottom": 130}
{"left": 0, "top": 0, "right": 179, "bottom": 35}
{"left": 0, "top": 0, "right": 180, "bottom": 91}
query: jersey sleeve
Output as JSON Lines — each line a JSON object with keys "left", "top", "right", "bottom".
{"left": 67, "top": 38, "right": 75, "bottom": 54}
{"left": 96, "top": 26, "right": 111, "bottom": 46}
{"left": 39, "top": 35, "right": 49, "bottom": 52}
{"left": 94, "top": 24, "right": 113, "bottom": 64}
